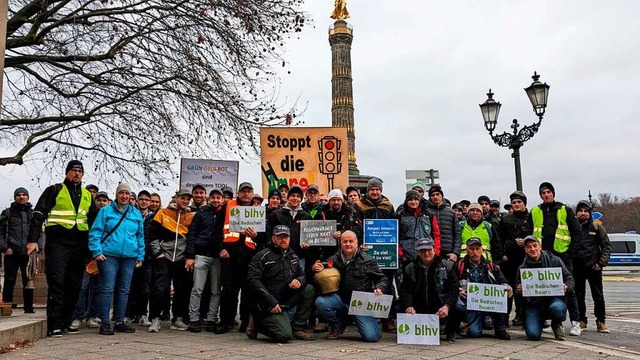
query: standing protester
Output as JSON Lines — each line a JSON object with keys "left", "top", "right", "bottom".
{"left": 517, "top": 235, "right": 574, "bottom": 341}
{"left": 190, "top": 184, "right": 208, "bottom": 212}
{"left": 498, "top": 191, "right": 531, "bottom": 327}
{"left": 221, "top": 186, "right": 234, "bottom": 204}
{"left": 530, "top": 182, "right": 583, "bottom": 336}
{"left": 217, "top": 182, "right": 261, "bottom": 333}
{"left": 185, "top": 189, "right": 226, "bottom": 333}
{"left": 574, "top": 200, "right": 611, "bottom": 333}
{"left": 148, "top": 193, "right": 162, "bottom": 213}
{"left": 397, "top": 190, "right": 441, "bottom": 267}
{"left": 266, "top": 185, "right": 311, "bottom": 262}
{"left": 89, "top": 183, "right": 144, "bottom": 335}
{"left": 278, "top": 184, "right": 290, "bottom": 205}
{"left": 345, "top": 186, "right": 360, "bottom": 207}
{"left": 27, "top": 160, "right": 94, "bottom": 337}
{"left": 266, "top": 189, "right": 282, "bottom": 218}
{"left": 147, "top": 189, "right": 195, "bottom": 333}
{"left": 1, "top": 187, "right": 34, "bottom": 314}
{"left": 459, "top": 203, "right": 501, "bottom": 263}
{"left": 85, "top": 184, "right": 99, "bottom": 199}
{"left": 301, "top": 184, "right": 325, "bottom": 220}
{"left": 427, "top": 185, "right": 461, "bottom": 262}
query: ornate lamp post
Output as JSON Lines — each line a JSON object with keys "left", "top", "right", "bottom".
{"left": 479, "top": 72, "right": 550, "bottom": 191}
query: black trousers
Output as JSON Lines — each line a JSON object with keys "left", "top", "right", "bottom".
{"left": 45, "top": 241, "right": 87, "bottom": 332}
{"left": 502, "top": 261, "right": 523, "bottom": 320}
{"left": 220, "top": 258, "right": 249, "bottom": 327}
{"left": 556, "top": 252, "right": 580, "bottom": 322}
{"left": 574, "top": 265, "right": 605, "bottom": 323}
{"left": 149, "top": 257, "right": 192, "bottom": 321}
{"left": 127, "top": 259, "right": 152, "bottom": 317}
{"left": 2, "top": 253, "right": 33, "bottom": 312}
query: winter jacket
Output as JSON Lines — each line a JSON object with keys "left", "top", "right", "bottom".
{"left": 353, "top": 195, "right": 395, "bottom": 221}
{"left": 400, "top": 256, "right": 458, "bottom": 313}
{"left": 327, "top": 249, "right": 388, "bottom": 304}
{"left": 498, "top": 210, "right": 531, "bottom": 267}
{"left": 426, "top": 201, "right": 461, "bottom": 256}
{"left": 186, "top": 204, "right": 226, "bottom": 259}
{"left": 396, "top": 204, "right": 441, "bottom": 261}
{"left": 576, "top": 220, "right": 611, "bottom": 268}
{"left": 302, "top": 200, "right": 326, "bottom": 220}
{"left": 149, "top": 207, "right": 194, "bottom": 262}
{"left": 0, "top": 202, "right": 33, "bottom": 254}
{"left": 516, "top": 250, "right": 574, "bottom": 307}
{"left": 266, "top": 205, "right": 311, "bottom": 258}
{"left": 529, "top": 201, "right": 583, "bottom": 258}
{"left": 247, "top": 244, "right": 306, "bottom": 314}
{"left": 88, "top": 202, "right": 145, "bottom": 261}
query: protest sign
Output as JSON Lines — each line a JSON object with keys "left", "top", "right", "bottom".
{"left": 396, "top": 314, "right": 440, "bottom": 345}
{"left": 229, "top": 206, "right": 266, "bottom": 232}
{"left": 300, "top": 220, "right": 337, "bottom": 246}
{"left": 466, "top": 282, "right": 508, "bottom": 313}
{"left": 520, "top": 267, "right": 564, "bottom": 297}
{"left": 260, "top": 127, "right": 349, "bottom": 196}
{"left": 347, "top": 291, "right": 393, "bottom": 318}
{"left": 180, "top": 158, "right": 239, "bottom": 196}
{"left": 363, "top": 219, "right": 398, "bottom": 269}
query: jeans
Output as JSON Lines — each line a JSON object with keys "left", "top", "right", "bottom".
{"left": 73, "top": 270, "right": 100, "bottom": 321}
{"left": 189, "top": 255, "right": 221, "bottom": 322}
{"left": 96, "top": 257, "right": 136, "bottom": 328}
{"left": 574, "top": 266, "right": 605, "bottom": 323}
{"left": 456, "top": 299, "right": 506, "bottom": 337}
{"left": 2, "top": 253, "right": 33, "bottom": 312}
{"left": 524, "top": 298, "right": 566, "bottom": 340}
{"left": 315, "top": 293, "right": 380, "bottom": 342}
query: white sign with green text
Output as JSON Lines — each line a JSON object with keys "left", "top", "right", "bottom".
{"left": 520, "top": 267, "right": 564, "bottom": 297}
{"left": 396, "top": 313, "right": 440, "bottom": 345}
{"left": 347, "top": 291, "right": 393, "bottom": 318}
{"left": 229, "top": 206, "right": 266, "bottom": 232}
{"left": 466, "top": 282, "right": 508, "bottom": 313}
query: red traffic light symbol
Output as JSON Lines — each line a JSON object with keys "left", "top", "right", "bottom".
{"left": 324, "top": 140, "right": 335, "bottom": 150}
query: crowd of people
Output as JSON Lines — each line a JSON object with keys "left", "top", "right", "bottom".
{"left": 0, "top": 160, "right": 612, "bottom": 344}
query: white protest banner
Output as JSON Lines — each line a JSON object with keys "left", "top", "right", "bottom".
{"left": 520, "top": 267, "right": 564, "bottom": 297}
{"left": 180, "top": 158, "right": 239, "bottom": 196}
{"left": 466, "top": 282, "right": 508, "bottom": 313}
{"left": 396, "top": 313, "right": 440, "bottom": 345}
{"left": 229, "top": 206, "right": 266, "bottom": 232}
{"left": 300, "top": 220, "right": 337, "bottom": 246}
{"left": 347, "top": 291, "right": 393, "bottom": 318}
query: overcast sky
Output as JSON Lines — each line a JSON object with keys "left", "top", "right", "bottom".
{"left": 1, "top": 0, "right": 638, "bottom": 210}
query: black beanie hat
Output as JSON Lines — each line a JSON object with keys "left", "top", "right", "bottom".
{"left": 477, "top": 195, "right": 490, "bottom": 204}
{"left": 405, "top": 190, "right": 420, "bottom": 202}
{"left": 539, "top": 182, "right": 555, "bottom": 196}
{"left": 367, "top": 177, "right": 383, "bottom": 192}
{"left": 428, "top": 185, "right": 443, "bottom": 197}
{"left": 65, "top": 160, "right": 84, "bottom": 173}
{"left": 14, "top": 187, "right": 29, "bottom": 198}
{"left": 576, "top": 200, "right": 592, "bottom": 213}
{"left": 509, "top": 191, "right": 528, "bottom": 206}
{"left": 268, "top": 189, "right": 282, "bottom": 200}
{"left": 288, "top": 185, "right": 304, "bottom": 198}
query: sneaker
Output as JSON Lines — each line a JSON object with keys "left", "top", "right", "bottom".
{"left": 213, "top": 322, "right": 229, "bottom": 334}
{"left": 66, "top": 326, "right": 80, "bottom": 334}
{"left": 170, "top": 317, "right": 189, "bottom": 331}
{"left": 86, "top": 317, "right": 101, "bottom": 328}
{"left": 579, "top": 320, "right": 587, "bottom": 329}
{"left": 596, "top": 321, "right": 609, "bottom": 333}
{"left": 569, "top": 321, "right": 582, "bottom": 336}
{"left": 114, "top": 322, "right": 136, "bottom": 333}
{"left": 99, "top": 326, "right": 114, "bottom": 335}
{"left": 69, "top": 319, "right": 82, "bottom": 330}
{"left": 188, "top": 320, "right": 202, "bottom": 333}
{"left": 552, "top": 324, "right": 566, "bottom": 341}
{"left": 139, "top": 315, "right": 152, "bottom": 327}
{"left": 148, "top": 318, "right": 161, "bottom": 333}
{"left": 205, "top": 321, "right": 218, "bottom": 332}
{"left": 123, "top": 317, "right": 132, "bottom": 325}
{"left": 48, "top": 329, "right": 63, "bottom": 338}
{"left": 313, "top": 322, "right": 329, "bottom": 333}
{"left": 293, "top": 330, "right": 316, "bottom": 341}
{"left": 495, "top": 330, "right": 511, "bottom": 340}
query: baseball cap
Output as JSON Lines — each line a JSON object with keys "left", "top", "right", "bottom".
{"left": 523, "top": 235, "right": 540, "bottom": 244}
{"left": 238, "top": 182, "right": 253, "bottom": 191}
{"left": 416, "top": 238, "right": 435, "bottom": 251}
{"left": 466, "top": 237, "right": 482, "bottom": 246}
{"left": 175, "top": 188, "right": 192, "bottom": 197}
{"left": 273, "top": 225, "right": 291, "bottom": 236}
{"left": 95, "top": 191, "right": 109, "bottom": 200}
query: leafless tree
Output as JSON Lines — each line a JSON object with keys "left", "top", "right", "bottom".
{"left": 1, "top": 0, "right": 307, "bottom": 186}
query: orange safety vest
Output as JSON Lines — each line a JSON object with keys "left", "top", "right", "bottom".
{"left": 223, "top": 199, "right": 257, "bottom": 250}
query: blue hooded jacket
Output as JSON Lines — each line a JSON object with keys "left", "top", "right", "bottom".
{"left": 89, "top": 202, "right": 145, "bottom": 261}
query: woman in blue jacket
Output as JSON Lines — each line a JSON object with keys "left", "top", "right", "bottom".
{"left": 89, "top": 183, "right": 144, "bottom": 335}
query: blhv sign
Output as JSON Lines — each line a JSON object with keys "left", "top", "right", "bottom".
{"left": 363, "top": 219, "right": 398, "bottom": 269}
{"left": 347, "top": 291, "right": 393, "bottom": 318}
{"left": 229, "top": 206, "right": 266, "bottom": 232}
{"left": 466, "top": 282, "right": 508, "bottom": 313}
{"left": 520, "top": 267, "right": 564, "bottom": 297}
{"left": 260, "top": 127, "right": 349, "bottom": 196}
{"left": 300, "top": 220, "right": 337, "bottom": 246}
{"left": 396, "top": 314, "right": 440, "bottom": 346}
{"left": 180, "top": 158, "right": 239, "bottom": 195}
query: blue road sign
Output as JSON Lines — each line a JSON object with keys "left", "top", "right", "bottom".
{"left": 592, "top": 211, "right": 603, "bottom": 221}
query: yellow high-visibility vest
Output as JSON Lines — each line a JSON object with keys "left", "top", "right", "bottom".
{"left": 46, "top": 184, "right": 92, "bottom": 231}
{"left": 531, "top": 205, "right": 570, "bottom": 253}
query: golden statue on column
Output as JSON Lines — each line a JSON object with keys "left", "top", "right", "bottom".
{"left": 330, "top": 0, "right": 350, "bottom": 20}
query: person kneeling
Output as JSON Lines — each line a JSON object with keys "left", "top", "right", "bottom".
{"left": 313, "top": 230, "right": 388, "bottom": 342}
{"left": 399, "top": 239, "right": 459, "bottom": 341}
{"left": 246, "top": 225, "right": 316, "bottom": 342}
{"left": 517, "top": 235, "right": 574, "bottom": 341}
{"left": 455, "top": 238, "right": 511, "bottom": 340}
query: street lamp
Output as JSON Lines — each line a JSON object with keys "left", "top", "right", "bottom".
{"left": 479, "top": 72, "right": 550, "bottom": 191}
